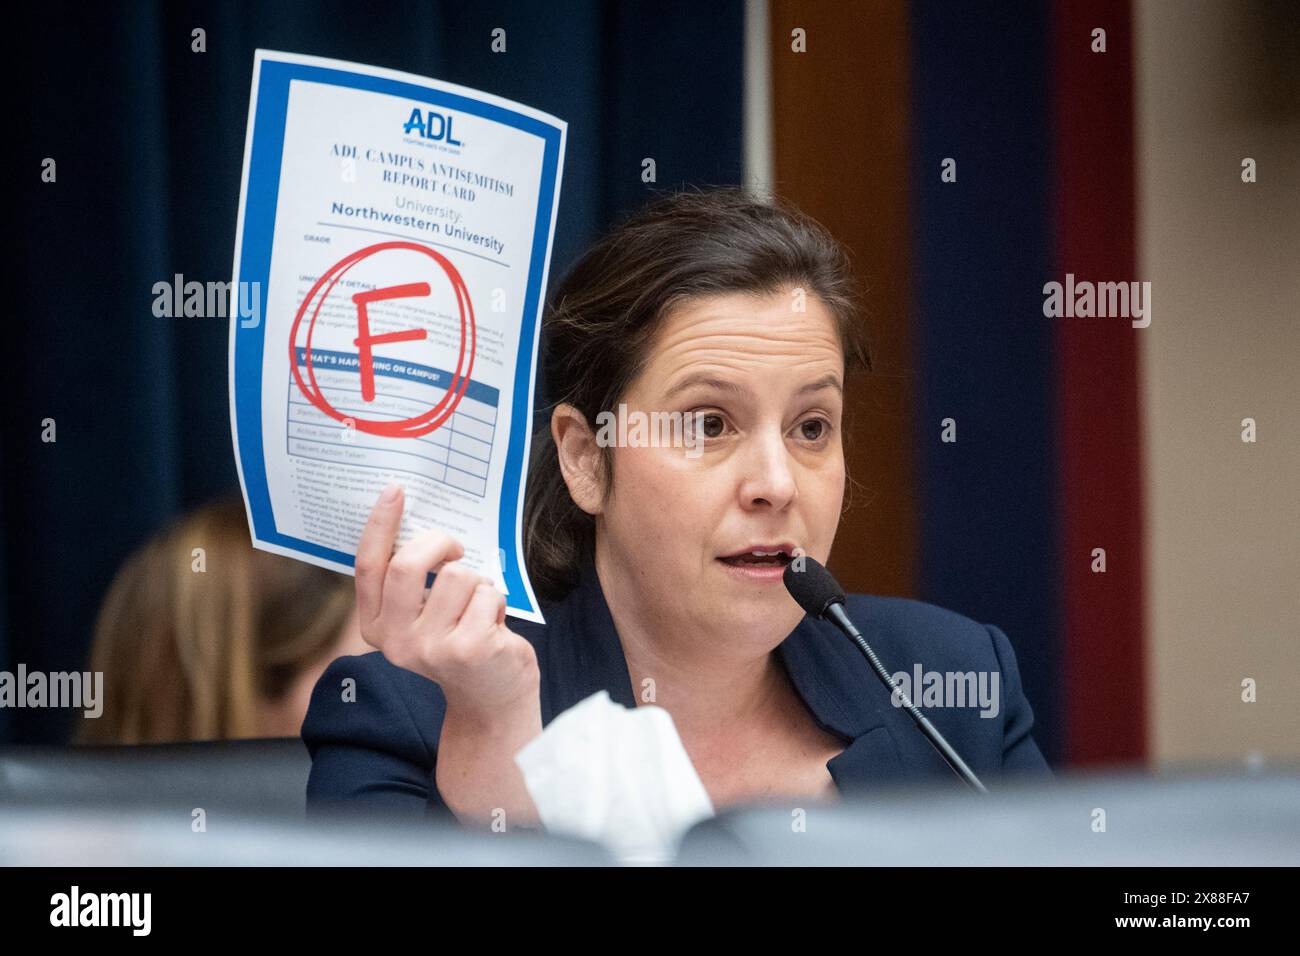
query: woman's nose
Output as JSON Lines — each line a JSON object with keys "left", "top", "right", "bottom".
{"left": 737, "top": 429, "right": 798, "bottom": 511}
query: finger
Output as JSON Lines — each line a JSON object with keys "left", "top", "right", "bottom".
{"left": 382, "top": 528, "right": 465, "bottom": 624}
{"left": 419, "top": 561, "right": 487, "bottom": 634}
{"left": 356, "top": 483, "right": 404, "bottom": 627}
{"left": 454, "top": 582, "right": 506, "bottom": 640}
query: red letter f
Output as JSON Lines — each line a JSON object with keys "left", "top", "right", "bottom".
{"left": 351, "top": 282, "right": 430, "bottom": 402}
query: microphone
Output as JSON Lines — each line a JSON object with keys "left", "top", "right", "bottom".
{"left": 784, "top": 556, "right": 988, "bottom": 794}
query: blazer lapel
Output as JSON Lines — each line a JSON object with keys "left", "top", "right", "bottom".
{"left": 539, "top": 559, "right": 638, "bottom": 724}
{"left": 777, "top": 613, "right": 909, "bottom": 794}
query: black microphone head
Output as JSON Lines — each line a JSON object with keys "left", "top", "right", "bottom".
{"left": 782, "top": 555, "right": 845, "bottom": 619}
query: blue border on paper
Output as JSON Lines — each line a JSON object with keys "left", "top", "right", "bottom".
{"left": 232, "top": 58, "right": 561, "bottom": 618}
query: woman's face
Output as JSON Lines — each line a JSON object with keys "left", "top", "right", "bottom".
{"left": 594, "top": 288, "right": 847, "bottom": 648}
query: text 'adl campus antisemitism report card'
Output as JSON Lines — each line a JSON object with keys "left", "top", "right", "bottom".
{"left": 229, "top": 50, "right": 567, "bottom": 623}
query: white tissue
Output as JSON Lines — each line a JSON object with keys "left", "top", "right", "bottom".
{"left": 513, "top": 690, "right": 716, "bottom": 865}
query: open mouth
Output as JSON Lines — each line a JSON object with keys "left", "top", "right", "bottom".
{"left": 718, "top": 549, "right": 795, "bottom": 568}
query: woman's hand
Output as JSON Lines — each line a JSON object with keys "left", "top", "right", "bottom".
{"left": 354, "top": 483, "right": 539, "bottom": 723}
{"left": 354, "top": 483, "right": 542, "bottom": 827}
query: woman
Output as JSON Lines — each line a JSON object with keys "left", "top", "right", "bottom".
{"left": 79, "top": 494, "right": 369, "bottom": 743}
{"left": 303, "top": 189, "right": 1050, "bottom": 826}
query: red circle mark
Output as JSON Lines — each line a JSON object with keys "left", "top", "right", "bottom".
{"left": 288, "top": 241, "right": 477, "bottom": 438}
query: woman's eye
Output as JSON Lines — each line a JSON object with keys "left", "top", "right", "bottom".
{"left": 799, "top": 418, "right": 829, "bottom": 442}
{"left": 701, "top": 414, "right": 726, "bottom": 438}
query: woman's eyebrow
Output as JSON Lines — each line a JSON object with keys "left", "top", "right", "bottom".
{"left": 664, "top": 372, "right": 842, "bottom": 400}
{"left": 797, "top": 373, "right": 843, "bottom": 396}
{"left": 663, "top": 373, "right": 751, "bottom": 400}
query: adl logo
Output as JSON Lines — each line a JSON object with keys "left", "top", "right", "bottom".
{"left": 403, "top": 108, "right": 463, "bottom": 146}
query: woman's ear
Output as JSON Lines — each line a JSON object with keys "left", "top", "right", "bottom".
{"left": 551, "top": 403, "right": 605, "bottom": 516}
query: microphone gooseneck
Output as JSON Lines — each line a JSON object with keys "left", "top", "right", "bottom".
{"left": 783, "top": 557, "right": 989, "bottom": 795}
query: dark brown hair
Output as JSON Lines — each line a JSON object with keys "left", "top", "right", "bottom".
{"left": 523, "top": 187, "right": 871, "bottom": 604}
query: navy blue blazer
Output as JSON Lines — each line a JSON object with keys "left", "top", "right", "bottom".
{"left": 303, "top": 559, "right": 1052, "bottom": 819}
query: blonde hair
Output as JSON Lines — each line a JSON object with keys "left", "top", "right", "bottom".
{"left": 77, "top": 494, "right": 354, "bottom": 743}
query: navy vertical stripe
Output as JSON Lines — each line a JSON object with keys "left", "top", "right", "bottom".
{"left": 909, "top": 0, "right": 1063, "bottom": 764}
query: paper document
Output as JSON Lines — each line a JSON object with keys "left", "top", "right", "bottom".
{"left": 229, "top": 50, "right": 565, "bottom": 622}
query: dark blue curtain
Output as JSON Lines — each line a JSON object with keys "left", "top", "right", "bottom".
{"left": 909, "top": 0, "right": 1063, "bottom": 765}
{"left": 7, "top": 0, "right": 744, "bottom": 743}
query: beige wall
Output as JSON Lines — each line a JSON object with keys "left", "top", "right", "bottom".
{"left": 1136, "top": 0, "right": 1300, "bottom": 766}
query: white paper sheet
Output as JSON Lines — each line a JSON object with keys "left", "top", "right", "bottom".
{"left": 229, "top": 50, "right": 566, "bottom": 622}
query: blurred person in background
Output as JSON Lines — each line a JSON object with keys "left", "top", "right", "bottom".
{"left": 76, "top": 494, "right": 367, "bottom": 743}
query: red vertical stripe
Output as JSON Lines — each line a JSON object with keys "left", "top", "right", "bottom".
{"left": 1054, "top": 0, "right": 1147, "bottom": 764}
